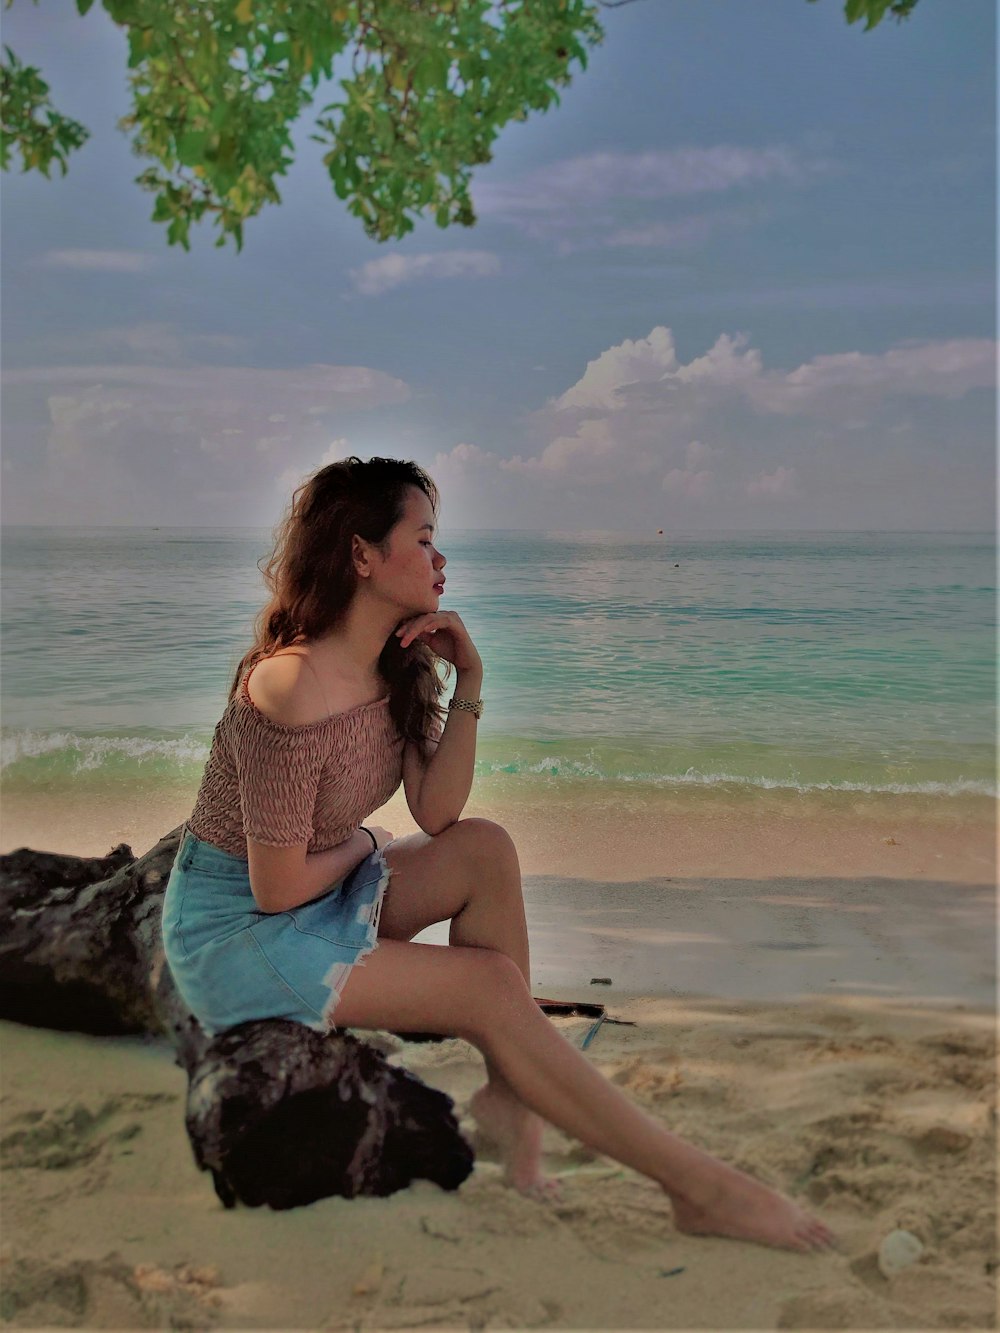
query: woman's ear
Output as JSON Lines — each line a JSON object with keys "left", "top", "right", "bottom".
{"left": 351, "top": 534, "right": 371, "bottom": 577}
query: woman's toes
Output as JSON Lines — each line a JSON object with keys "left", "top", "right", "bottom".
{"left": 809, "top": 1218, "right": 836, "bottom": 1245}
{"left": 523, "top": 1176, "right": 564, "bottom": 1205}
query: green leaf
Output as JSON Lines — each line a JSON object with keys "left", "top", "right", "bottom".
{"left": 4, "top": 0, "right": 918, "bottom": 255}
{"left": 175, "top": 130, "right": 208, "bottom": 166}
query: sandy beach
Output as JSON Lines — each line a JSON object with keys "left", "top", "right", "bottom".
{"left": 1, "top": 789, "right": 996, "bottom": 1330}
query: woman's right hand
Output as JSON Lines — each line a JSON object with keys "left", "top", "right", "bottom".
{"left": 362, "top": 824, "right": 394, "bottom": 851}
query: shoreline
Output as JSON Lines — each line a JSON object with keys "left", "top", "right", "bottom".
{"left": 2, "top": 781, "right": 994, "bottom": 1011}
{"left": 1, "top": 781, "right": 995, "bottom": 885}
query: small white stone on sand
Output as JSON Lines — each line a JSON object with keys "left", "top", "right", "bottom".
{"left": 877, "top": 1229, "right": 923, "bottom": 1278}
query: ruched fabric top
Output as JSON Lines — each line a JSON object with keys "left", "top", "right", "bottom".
{"left": 186, "top": 659, "right": 420, "bottom": 858}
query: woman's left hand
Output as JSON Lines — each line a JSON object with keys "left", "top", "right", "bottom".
{"left": 394, "top": 610, "right": 483, "bottom": 673}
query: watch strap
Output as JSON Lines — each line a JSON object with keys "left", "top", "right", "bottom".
{"left": 448, "top": 696, "right": 484, "bottom": 720}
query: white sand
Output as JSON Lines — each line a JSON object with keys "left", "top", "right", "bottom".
{"left": 2, "top": 997, "right": 995, "bottom": 1330}
{"left": 0, "top": 790, "right": 995, "bottom": 1329}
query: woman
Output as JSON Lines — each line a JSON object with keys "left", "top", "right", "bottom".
{"left": 162, "top": 455, "right": 837, "bottom": 1253}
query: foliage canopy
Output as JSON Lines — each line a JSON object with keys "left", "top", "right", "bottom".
{"left": 1, "top": 0, "right": 921, "bottom": 252}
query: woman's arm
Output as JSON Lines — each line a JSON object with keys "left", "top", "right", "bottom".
{"left": 248, "top": 828, "right": 375, "bottom": 914}
{"left": 412, "top": 663, "right": 483, "bottom": 835}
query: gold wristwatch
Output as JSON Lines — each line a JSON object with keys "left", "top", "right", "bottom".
{"left": 448, "top": 696, "right": 484, "bottom": 720}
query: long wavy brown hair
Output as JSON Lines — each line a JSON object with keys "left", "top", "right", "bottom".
{"left": 227, "top": 455, "right": 449, "bottom": 752}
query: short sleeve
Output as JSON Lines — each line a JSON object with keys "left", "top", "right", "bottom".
{"left": 232, "top": 714, "right": 328, "bottom": 847}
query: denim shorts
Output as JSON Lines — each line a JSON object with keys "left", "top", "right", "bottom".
{"left": 161, "top": 824, "right": 392, "bottom": 1037}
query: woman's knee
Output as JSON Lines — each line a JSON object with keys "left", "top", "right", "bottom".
{"left": 452, "top": 817, "right": 519, "bottom": 867}
{"left": 456, "top": 947, "right": 530, "bottom": 1036}
{"left": 331, "top": 936, "right": 529, "bottom": 1041}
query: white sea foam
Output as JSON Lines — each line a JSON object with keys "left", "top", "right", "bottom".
{"left": 474, "top": 752, "right": 996, "bottom": 797}
{"left": 0, "top": 729, "right": 210, "bottom": 773}
{"left": 3, "top": 727, "right": 993, "bottom": 798}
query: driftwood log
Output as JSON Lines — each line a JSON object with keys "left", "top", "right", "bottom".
{"left": 0, "top": 827, "right": 474, "bottom": 1209}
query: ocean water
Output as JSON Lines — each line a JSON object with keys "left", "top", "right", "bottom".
{"left": 1, "top": 527, "right": 995, "bottom": 815}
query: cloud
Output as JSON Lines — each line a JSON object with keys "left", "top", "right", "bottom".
{"left": 554, "top": 327, "right": 682, "bottom": 412}
{"left": 746, "top": 465, "right": 801, "bottom": 500}
{"left": 428, "top": 326, "right": 994, "bottom": 528}
{"left": 473, "top": 145, "right": 816, "bottom": 250}
{"left": 477, "top": 146, "right": 804, "bottom": 216}
{"left": 548, "top": 326, "right": 994, "bottom": 421}
{"left": 745, "top": 338, "right": 996, "bottom": 414}
{"left": 31, "top": 249, "right": 154, "bottom": 272}
{"left": 2, "top": 364, "right": 410, "bottom": 524}
{"left": 497, "top": 417, "right": 661, "bottom": 484}
{"left": 4, "top": 362, "right": 409, "bottom": 404}
{"left": 349, "top": 251, "right": 501, "bottom": 296}
{"left": 601, "top": 207, "right": 765, "bottom": 250}
{"left": 661, "top": 441, "right": 719, "bottom": 499}
{"left": 275, "top": 436, "right": 357, "bottom": 492}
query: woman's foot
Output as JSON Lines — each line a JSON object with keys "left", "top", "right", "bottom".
{"left": 666, "top": 1158, "right": 838, "bottom": 1254}
{"left": 468, "top": 1083, "right": 563, "bottom": 1203}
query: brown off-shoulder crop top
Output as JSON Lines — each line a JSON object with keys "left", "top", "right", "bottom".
{"left": 185, "top": 654, "right": 413, "bottom": 857}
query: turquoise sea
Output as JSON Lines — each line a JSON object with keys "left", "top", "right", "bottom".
{"left": 1, "top": 527, "right": 995, "bottom": 816}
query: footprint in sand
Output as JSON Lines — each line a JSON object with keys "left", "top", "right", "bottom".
{"left": 0, "top": 1252, "right": 222, "bottom": 1328}
{"left": 0, "top": 1093, "right": 176, "bottom": 1170}
{"left": 609, "top": 1055, "right": 685, "bottom": 1102}
{"left": 777, "top": 1287, "right": 895, "bottom": 1329}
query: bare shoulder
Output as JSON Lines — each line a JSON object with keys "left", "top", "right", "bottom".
{"left": 244, "top": 653, "right": 326, "bottom": 727}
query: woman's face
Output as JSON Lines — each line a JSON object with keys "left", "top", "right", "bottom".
{"left": 374, "top": 485, "right": 446, "bottom": 615}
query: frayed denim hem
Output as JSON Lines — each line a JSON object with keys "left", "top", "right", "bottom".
{"left": 319, "top": 844, "right": 392, "bottom": 1035}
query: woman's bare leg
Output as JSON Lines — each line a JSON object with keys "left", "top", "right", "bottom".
{"left": 333, "top": 936, "right": 837, "bottom": 1253}
{"left": 378, "top": 818, "right": 563, "bottom": 1196}
{"left": 442, "top": 824, "right": 555, "bottom": 1195}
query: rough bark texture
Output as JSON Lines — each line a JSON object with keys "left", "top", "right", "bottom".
{"left": 0, "top": 827, "right": 474, "bottom": 1209}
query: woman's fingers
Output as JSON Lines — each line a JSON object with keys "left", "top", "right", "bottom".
{"left": 396, "top": 616, "right": 433, "bottom": 646}
{"left": 397, "top": 617, "right": 441, "bottom": 648}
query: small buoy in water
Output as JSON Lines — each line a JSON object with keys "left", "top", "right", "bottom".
{"left": 882, "top": 836, "right": 897, "bottom": 845}
{"left": 877, "top": 1229, "right": 923, "bottom": 1278}
{"left": 657, "top": 529, "right": 664, "bottom": 535}
{"left": 674, "top": 563, "right": 679, "bottom": 568}
{"left": 590, "top": 977, "right": 612, "bottom": 985}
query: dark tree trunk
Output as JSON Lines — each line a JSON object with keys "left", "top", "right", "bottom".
{"left": 0, "top": 828, "right": 474, "bottom": 1209}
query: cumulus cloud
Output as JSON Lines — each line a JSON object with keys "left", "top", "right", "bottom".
{"left": 428, "top": 325, "right": 994, "bottom": 529}
{"left": 555, "top": 328, "right": 681, "bottom": 412}
{"left": 349, "top": 251, "right": 501, "bottom": 296}
{"left": 549, "top": 326, "right": 993, "bottom": 421}
{"left": 497, "top": 418, "right": 660, "bottom": 484}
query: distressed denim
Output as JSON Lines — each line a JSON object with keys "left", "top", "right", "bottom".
{"left": 161, "top": 824, "right": 391, "bottom": 1036}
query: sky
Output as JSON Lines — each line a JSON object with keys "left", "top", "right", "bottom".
{"left": 1, "top": 0, "right": 996, "bottom": 533}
